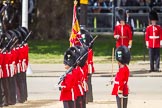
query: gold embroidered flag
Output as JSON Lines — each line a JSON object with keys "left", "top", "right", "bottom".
{"left": 69, "top": 1, "right": 82, "bottom": 47}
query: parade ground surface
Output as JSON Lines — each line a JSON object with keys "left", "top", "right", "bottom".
{"left": 6, "top": 61, "right": 162, "bottom": 108}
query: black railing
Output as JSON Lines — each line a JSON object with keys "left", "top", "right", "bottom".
{"left": 78, "top": 6, "right": 162, "bottom": 33}
{"left": 87, "top": 13, "right": 114, "bottom": 32}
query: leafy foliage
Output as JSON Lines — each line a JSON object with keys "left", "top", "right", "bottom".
{"left": 28, "top": 35, "right": 151, "bottom": 63}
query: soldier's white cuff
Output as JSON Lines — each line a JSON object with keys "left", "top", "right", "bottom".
{"left": 114, "top": 35, "right": 120, "bottom": 39}
{"left": 160, "top": 40, "right": 162, "bottom": 46}
{"left": 146, "top": 41, "right": 149, "bottom": 47}
{"left": 128, "top": 45, "right": 131, "bottom": 49}
{"left": 89, "top": 61, "right": 92, "bottom": 64}
{"left": 88, "top": 64, "right": 92, "bottom": 74}
{"left": 61, "top": 86, "right": 66, "bottom": 88}
{"left": 116, "top": 21, "right": 120, "bottom": 25}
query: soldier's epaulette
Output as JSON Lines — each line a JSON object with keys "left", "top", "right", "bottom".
{"left": 16, "top": 47, "right": 19, "bottom": 50}
{"left": 157, "top": 25, "right": 161, "bottom": 27}
{"left": 146, "top": 25, "right": 152, "bottom": 29}
{"left": 147, "top": 25, "right": 152, "bottom": 27}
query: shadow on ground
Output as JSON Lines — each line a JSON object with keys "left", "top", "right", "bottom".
{"left": 6, "top": 99, "right": 57, "bottom": 108}
{"left": 97, "top": 69, "right": 152, "bottom": 77}
{"left": 93, "top": 100, "right": 116, "bottom": 104}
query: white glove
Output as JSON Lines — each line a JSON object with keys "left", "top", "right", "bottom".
{"left": 118, "top": 93, "right": 123, "bottom": 98}
{"left": 128, "top": 45, "right": 131, "bottom": 49}
{"left": 146, "top": 41, "right": 149, "bottom": 48}
{"left": 114, "top": 35, "right": 120, "bottom": 39}
{"left": 146, "top": 44, "right": 149, "bottom": 49}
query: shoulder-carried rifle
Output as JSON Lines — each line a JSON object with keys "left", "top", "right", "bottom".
{"left": 1, "top": 38, "right": 12, "bottom": 53}
{"left": 56, "top": 35, "right": 98, "bottom": 86}
{"left": 19, "top": 31, "right": 32, "bottom": 47}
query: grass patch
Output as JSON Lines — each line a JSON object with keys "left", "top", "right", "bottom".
{"left": 28, "top": 35, "right": 151, "bottom": 64}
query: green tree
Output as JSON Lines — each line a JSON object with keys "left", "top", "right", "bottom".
{"left": 31, "top": 0, "right": 74, "bottom": 40}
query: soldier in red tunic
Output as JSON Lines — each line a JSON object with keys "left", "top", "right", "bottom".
{"left": 7, "top": 30, "right": 19, "bottom": 105}
{"left": 59, "top": 45, "right": 89, "bottom": 108}
{"left": 60, "top": 47, "right": 79, "bottom": 108}
{"left": 112, "top": 46, "right": 131, "bottom": 108}
{"left": 1, "top": 32, "right": 14, "bottom": 106}
{"left": 74, "top": 45, "right": 88, "bottom": 108}
{"left": 81, "top": 28, "right": 94, "bottom": 103}
{"left": 145, "top": 10, "right": 162, "bottom": 72}
{"left": 15, "top": 27, "right": 29, "bottom": 103}
{"left": 114, "top": 9, "right": 133, "bottom": 49}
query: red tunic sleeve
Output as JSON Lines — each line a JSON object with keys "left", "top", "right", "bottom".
{"left": 112, "top": 65, "right": 130, "bottom": 95}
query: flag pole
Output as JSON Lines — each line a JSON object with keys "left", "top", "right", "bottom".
{"left": 72, "top": 0, "right": 78, "bottom": 25}
{"left": 106, "top": 47, "right": 114, "bottom": 86}
{"left": 111, "top": 48, "right": 114, "bottom": 78}
{"left": 70, "top": 0, "right": 81, "bottom": 47}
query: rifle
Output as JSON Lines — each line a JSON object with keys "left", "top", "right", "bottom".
{"left": 9, "top": 38, "right": 18, "bottom": 50}
{"left": 56, "top": 35, "right": 98, "bottom": 86}
{"left": 1, "top": 38, "right": 13, "bottom": 53}
{"left": 57, "top": 66, "right": 74, "bottom": 85}
{"left": 19, "top": 31, "right": 32, "bottom": 47}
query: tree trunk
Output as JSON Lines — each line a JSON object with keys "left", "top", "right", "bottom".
{"left": 31, "top": 0, "right": 74, "bottom": 40}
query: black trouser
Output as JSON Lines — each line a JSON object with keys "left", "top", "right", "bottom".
{"left": 0, "top": 79, "right": 3, "bottom": 106}
{"left": 149, "top": 48, "right": 160, "bottom": 71}
{"left": 86, "top": 74, "right": 93, "bottom": 102}
{"left": 80, "top": 4, "right": 88, "bottom": 27}
{"left": 8, "top": 76, "right": 16, "bottom": 105}
{"left": 1, "top": 78, "right": 10, "bottom": 106}
{"left": 15, "top": 72, "right": 28, "bottom": 103}
{"left": 82, "top": 92, "right": 86, "bottom": 108}
{"left": 63, "top": 100, "right": 75, "bottom": 108}
{"left": 116, "top": 95, "right": 128, "bottom": 108}
{"left": 75, "top": 96, "right": 83, "bottom": 108}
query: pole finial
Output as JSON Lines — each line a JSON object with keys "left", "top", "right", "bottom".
{"left": 74, "top": 0, "right": 78, "bottom": 5}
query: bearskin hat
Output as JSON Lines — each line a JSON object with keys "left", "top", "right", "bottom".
{"left": 0, "top": 34, "right": 4, "bottom": 49}
{"left": 7, "top": 30, "right": 18, "bottom": 43}
{"left": 0, "top": 33, "right": 7, "bottom": 49}
{"left": 1, "top": 32, "right": 12, "bottom": 51}
{"left": 7, "top": 30, "right": 19, "bottom": 49}
{"left": 115, "top": 46, "right": 131, "bottom": 65}
{"left": 64, "top": 47, "right": 79, "bottom": 67}
{"left": 80, "top": 28, "right": 93, "bottom": 49}
{"left": 69, "top": 46, "right": 80, "bottom": 58}
{"left": 75, "top": 45, "right": 88, "bottom": 67}
{"left": 149, "top": 10, "right": 158, "bottom": 21}
{"left": 17, "top": 26, "right": 29, "bottom": 42}
{"left": 13, "top": 29, "right": 22, "bottom": 44}
{"left": 116, "top": 8, "right": 126, "bottom": 22}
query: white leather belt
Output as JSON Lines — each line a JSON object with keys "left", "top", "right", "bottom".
{"left": 150, "top": 36, "right": 160, "bottom": 39}
{"left": 114, "top": 81, "right": 127, "bottom": 84}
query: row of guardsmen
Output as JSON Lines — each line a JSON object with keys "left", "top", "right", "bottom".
{"left": 57, "top": 28, "right": 95, "bottom": 108}
{"left": 0, "top": 26, "right": 30, "bottom": 107}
